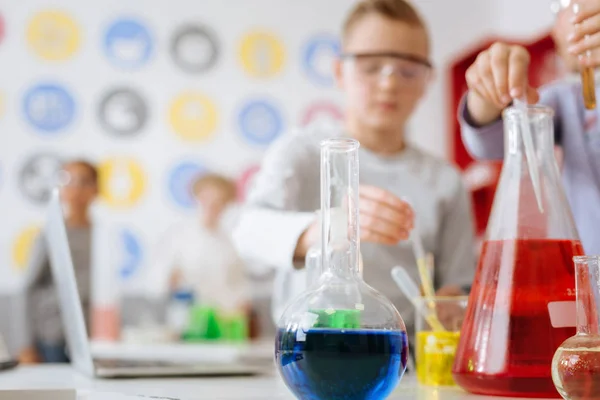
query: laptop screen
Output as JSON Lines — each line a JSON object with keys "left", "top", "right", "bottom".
{"left": 45, "top": 188, "right": 95, "bottom": 376}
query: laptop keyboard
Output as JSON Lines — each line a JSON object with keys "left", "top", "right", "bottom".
{"left": 95, "top": 359, "right": 174, "bottom": 369}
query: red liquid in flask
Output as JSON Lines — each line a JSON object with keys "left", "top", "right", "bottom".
{"left": 453, "top": 239, "right": 584, "bottom": 398}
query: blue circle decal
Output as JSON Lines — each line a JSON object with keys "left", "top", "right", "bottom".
{"left": 168, "top": 161, "right": 207, "bottom": 208}
{"left": 23, "top": 83, "right": 75, "bottom": 132}
{"left": 120, "top": 229, "right": 143, "bottom": 279}
{"left": 104, "top": 18, "right": 153, "bottom": 69}
{"left": 238, "top": 99, "right": 283, "bottom": 146}
{"left": 302, "top": 34, "right": 340, "bottom": 86}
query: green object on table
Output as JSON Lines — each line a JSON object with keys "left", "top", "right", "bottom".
{"left": 183, "top": 306, "right": 222, "bottom": 341}
{"left": 311, "top": 309, "right": 361, "bottom": 329}
{"left": 222, "top": 314, "right": 249, "bottom": 342}
{"left": 182, "top": 306, "right": 250, "bottom": 342}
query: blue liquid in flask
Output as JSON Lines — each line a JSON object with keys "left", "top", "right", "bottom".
{"left": 275, "top": 328, "right": 408, "bottom": 400}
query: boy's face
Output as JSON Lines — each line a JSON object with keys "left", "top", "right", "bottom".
{"left": 195, "top": 185, "right": 231, "bottom": 227}
{"left": 60, "top": 164, "right": 98, "bottom": 210}
{"left": 335, "top": 14, "right": 431, "bottom": 132}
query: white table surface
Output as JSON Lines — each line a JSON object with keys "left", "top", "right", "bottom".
{"left": 0, "top": 365, "right": 557, "bottom": 400}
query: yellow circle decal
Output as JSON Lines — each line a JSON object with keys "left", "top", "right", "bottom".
{"left": 169, "top": 92, "right": 217, "bottom": 141}
{"left": 27, "top": 10, "right": 80, "bottom": 60}
{"left": 12, "top": 225, "right": 41, "bottom": 271}
{"left": 239, "top": 31, "right": 285, "bottom": 78}
{"left": 98, "top": 157, "right": 146, "bottom": 208}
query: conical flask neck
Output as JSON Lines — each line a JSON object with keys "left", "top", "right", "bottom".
{"left": 320, "top": 138, "right": 361, "bottom": 279}
{"left": 486, "top": 105, "right": 580, "bottom": 240}
{"left": 503, "top": 105, "right": 556, "bottom": 164}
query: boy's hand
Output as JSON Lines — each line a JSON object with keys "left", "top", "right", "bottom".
{"left": 435, "top": 285, "right": 467, "bottom": 331}
{"left": 435, "top": 284, "right": 466, "bottom": 297}
{"left": 465, "top": 42, "right": 539, "bottom": 126}
{"left": 568, "top": 0, "right": 600, "bottom": 66}
{"left": 359, "top": 185, "right": 413, "bottom": 245}
{"left": 294, "top": 185, "right": 414, "bottom": 260}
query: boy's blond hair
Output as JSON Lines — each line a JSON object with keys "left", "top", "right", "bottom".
{"left": 63, "top": 159, "right": 98, "bottom": 184}
{"left": 192, "top": 173, "right": 237, "bottom": 203}
{"left": 343, "top": 0, "right": 427, "bottom": 42}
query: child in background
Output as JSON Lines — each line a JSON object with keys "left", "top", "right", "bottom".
{"left": 149, "top": 174, "right": 249, "bottom": 325}
{"left": 459, "top": 0, "right": 600, "bottom": 255}
{"left": 20, "top": 160, "right": 98, "bottom": 363}
{"left": 234, "top": 0, "right": 476, "bottom": 328}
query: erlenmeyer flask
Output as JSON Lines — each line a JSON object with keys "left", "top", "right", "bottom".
{"left": 452, "top": 105, "right": 585, "bottom": 397}
{"left": 275, "top": 138, "right": 409, "bottom": 400}
{"left": 552, "top": 256, "right": 600, "bottom": 399}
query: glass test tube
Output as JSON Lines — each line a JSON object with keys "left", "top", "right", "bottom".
{"left": 582, "top": 63, "right": 596, "bottom": 110}
{"left": 574, "top": 1, "right": 596, "bottom": 110}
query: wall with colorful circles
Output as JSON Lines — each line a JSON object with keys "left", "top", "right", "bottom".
{"left": 0, "top": 0, "right": 350, "bottom": 295}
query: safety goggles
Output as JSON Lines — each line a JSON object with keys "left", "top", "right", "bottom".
{"left": 340, "top": 52, "right": 432, "bottom": 87}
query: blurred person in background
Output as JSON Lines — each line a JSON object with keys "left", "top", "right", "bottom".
{"left": 460, "top": 0, "right": 600, "bottom": 255}
{"left": 20, "top": 160, "right": 98, "bottom": 363}
{"left": 233, "top": 0, "right": 476, "bottom": 328}
{"left": 148, "top": 174, "right": 250, "bottom": 330}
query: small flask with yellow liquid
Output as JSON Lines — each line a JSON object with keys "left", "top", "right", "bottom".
{"left": 415, "top": 296, "right": 468, "bottom": 386}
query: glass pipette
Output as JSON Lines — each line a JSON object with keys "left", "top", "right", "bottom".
{"left": 409, "top": 227, "right": 445, "bottom": 331}
{"left": 514, "top": 98, "right": 544, "bottom": 213}
{"left": 391, "top": 266, "right": 445, "bottom": 332}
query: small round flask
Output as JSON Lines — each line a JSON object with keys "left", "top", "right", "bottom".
{"left": 274, "top": 138, "right": 409, "bottom": 400}
{"left": 552, "top": 256, "right": 600, "bottom": 400}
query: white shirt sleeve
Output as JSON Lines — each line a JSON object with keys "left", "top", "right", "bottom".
{"left": 233, "top": 132, "right": 317, "bottom": 273}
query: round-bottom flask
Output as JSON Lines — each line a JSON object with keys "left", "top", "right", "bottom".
{"left": 552, "top": 256, "right": 600, "bottom": 400}
{"left": 274, "top": 138, "right": 409, "bottom": 400}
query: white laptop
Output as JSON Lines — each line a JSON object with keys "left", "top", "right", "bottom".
{"left": 45, "top": 188, "right": 268, "bottom": 378}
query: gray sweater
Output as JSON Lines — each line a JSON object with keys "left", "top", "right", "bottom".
{"left": 25, "top": 226, "right": 92, "bottom": 345}
{"left": 233, "top": 123, "right": 476, "bottom": 327}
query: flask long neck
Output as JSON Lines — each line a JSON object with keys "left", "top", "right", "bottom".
{"left": 320, "top": 139, "right": 361, "bottom": 279}
{"left": 574, "top": 257, "right": 600, "bottom": 335}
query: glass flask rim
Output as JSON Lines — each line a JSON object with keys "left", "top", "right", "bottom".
{"left": 573, "top": 255, "right": 600, "bottom": 265}
{"left": 502, "top": 104, "right": 555, "bottom": 119}
{"left": 321, "top": 137, "right": 360, "bottom": 151}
